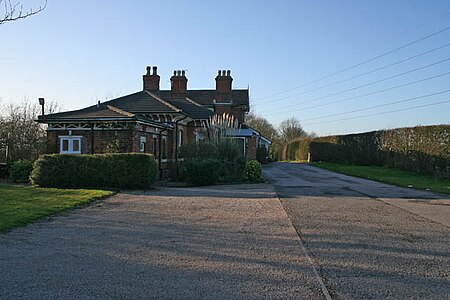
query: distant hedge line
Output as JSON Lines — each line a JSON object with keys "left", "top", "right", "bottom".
{"left": 31, "top": 153, "right": 157, "bottom": 189}
{"left": 286, "top": 125, "right": 450, "bottom": 179}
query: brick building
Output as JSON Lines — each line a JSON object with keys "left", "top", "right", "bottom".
{"left": 37, "top": 66, "right": 271, "bottom": 172}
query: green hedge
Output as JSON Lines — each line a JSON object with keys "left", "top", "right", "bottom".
{"left": 31, "top": 153, "right": 157, "bottom": 189}
{"left": 179, "top": 141, "right": 245, "bottom": 184}
{"left": 289, "top": 125, "right": 449, "bottom": 179}
{"left": 245, "top": 160, "right": 262, "bottom": 182}
{"left": 185, "top": 159, "right": 221, "bottom": 186}
{"left": 10, "top": 160, "right": 33, "bottom": 183}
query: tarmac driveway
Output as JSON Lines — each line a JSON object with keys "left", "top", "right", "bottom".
{"left": 0, "top": 184, "right": 327, "bottom": 299}
{"left": 264, "top": 162, "right": 450, "bottom": 300}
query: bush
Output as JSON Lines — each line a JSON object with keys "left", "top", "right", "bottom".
{"left": 245, "top": 160, "right": 262, "bottom": 182}
{"left": 10, "top": 160, "right": 33, "bottom": 183}
{"left": 179, "top": 140, "right": 245, "bottom": 183}
{"left": 216, "top": 140, "right": 244, "bottom": 162}
{"left": 179, "top": 142, "right": 218, "bottom": 161}
{"left": 30, "top": 153, "right": 157, "bottom": 189}
{"left": 184, "top": 159, "right": 221, "bottom": 186}
{"left": 219, "top": 159, "right": 246, "bottom": 182}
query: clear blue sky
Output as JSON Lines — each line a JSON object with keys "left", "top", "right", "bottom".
{"left": 1, "top": 0, "right": 449, "bottom": 136}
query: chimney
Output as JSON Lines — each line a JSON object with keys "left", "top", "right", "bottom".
{"left": 143, "top": 66, "right": 160, "bottom": 92}
{"left": 170, "top": 70, "right": 188, "bottom": 98}
{"left": 215, "top": 70, "right": 233, "bottom": 103}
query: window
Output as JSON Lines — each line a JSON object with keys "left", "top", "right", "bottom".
{"left": 59, "top": 136, "right": 82, "bottom": 154}
{"left": 178, "top": 129, "right": 183, "bottom": 147}
{"left": 139, "top": 136, "right": 146, "bottom": 153}
{"left": 195, "top": 130, "right": 205, "bottom": 143}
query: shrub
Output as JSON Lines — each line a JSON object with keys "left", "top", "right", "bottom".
{"left": 0, "top": 163, "right": 9, "bottom": 179}
{"left": 306, "top": 125, "right": 450, "bottom": 178}
{"left": 179, "top": 140, "right": 245, "bottom": 183}
{"left": 219, "top": 158, "right": 246, "bottom": 182}
{"left": 179, "top": 142, "right": 218, "bottom": 160}
{"left": 10, "top": 159, "right": 33, "bottom": 183}
{"left": 216, "top": 140, "right": 244, "bottom": 162}
{"left": 184, "top": 159, "right": 221, "bottom": 186}
{"left": 30, "top": 153, "right": 157, "bottom": 189}
{"left": 245, "top": 160, "right": 262, "bottom": 182}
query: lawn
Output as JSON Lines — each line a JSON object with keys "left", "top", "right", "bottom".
{"left": 312, "top": 162, "right": 450, "bottom": 195}
{"left": 0, "top": 184, "right": 114, "bottom": 233}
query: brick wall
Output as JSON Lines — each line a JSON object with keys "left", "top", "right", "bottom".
{"left": 247, "top": 136, "right": 257, "bottom": 160}
{"left": 214, "top": 106, "right": 245, "bottom": 124}
{"left": 47, "top": 129, "right": 134, "bottom": 154}
{"left": 46, "top": 123, "right": 164, "bottom": 156}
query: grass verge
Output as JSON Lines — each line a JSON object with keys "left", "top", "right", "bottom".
{"left": 0, "top": 184, "right": 114, "bottom": 233}
{"left": 312, "top": 162, "right": 450, "bottom": 195}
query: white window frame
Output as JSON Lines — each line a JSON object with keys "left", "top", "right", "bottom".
{"left": 59, "top": 136, "right": 82, "bottom": 154}
{"left": 139, "top": 136, "right": 147, "bottom": 153}
{"left": 195, "top": 130, "right": 205, "bottom": 143}
{"left": 178, "top": 129, "right": 183, "bottom": 147}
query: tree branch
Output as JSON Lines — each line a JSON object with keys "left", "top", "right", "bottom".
{"left": 0, "top": 0, "right": 47, "bottom": 25}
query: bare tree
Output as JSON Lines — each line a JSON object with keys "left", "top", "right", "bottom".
{"left": 278, "top": 117, "right": 307, "bottom": 160}
{"left": 0, "top": 99, "right": 60, "bottom": 163}
{"left": 246, "top": 112, "right": 278, "bottom": 141}
{"left": 0, "top": 0, "right": 47, "bottom": 25}
{"left": 279, "top": 117, "right": 306, "bottom": 144}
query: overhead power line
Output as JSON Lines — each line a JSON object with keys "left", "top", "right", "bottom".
{"left": 262, "top": 57, "right": 450, "bottom": 114}
{"left": 267, "top": 71, "right": 450, "bottom": 116}
{"left": 303, "top": 99, "right": 450, "bottom": 126}
{"left": 255, "top": 25, "right": 450, "bottom": 101}
{"left": 258, "top": 42, "right": 450, "bottom": 105}
{"left": 303, "top": 89, "right": 450, "bottom": 121}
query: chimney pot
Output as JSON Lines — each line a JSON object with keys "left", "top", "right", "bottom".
{"left": 143, "top": 65, "right": 160, "bottom": 91}
{"left": 171, "top": 69, "right": 188, "bottom": 98}
{"left": 217, "top": 70, "right": 221, "bottom": 76}
{"left": 215, "top": 69, "right": 233, "bottom": 103}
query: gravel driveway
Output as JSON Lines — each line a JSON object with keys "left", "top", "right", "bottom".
{"left": 264, "top": 162, "right": 450, "bottom": 300}
{"left": 0, "top": 184, "right": 327, "bottom": 299}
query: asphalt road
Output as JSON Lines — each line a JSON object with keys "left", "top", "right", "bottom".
{"left": 0, "top": 184, "right": 325, "bottom": 299}
{"left": 263, "top": 162, "right": 450, "bottom": 300}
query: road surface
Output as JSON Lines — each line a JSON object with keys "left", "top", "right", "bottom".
{"left": 263, "top": 162, "right": 450, "bottom": 300}
{"left": 0, "top": 184, "right": 325, "bottom": 299}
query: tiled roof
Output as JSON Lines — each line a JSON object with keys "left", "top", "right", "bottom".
{"left": 159, "top": 90, "right": 249, "bottom": 106}
{"left": 167, "top": 99, "right": 214, "bottom": 119}
{"left": 39, "top": 104, "right": 133, "bottom": 120}
{"left": 106, "top": 91, "right": 179, "bottom": 114}
{"left": 39, "top": 88, "right": 248, "bottom": 122}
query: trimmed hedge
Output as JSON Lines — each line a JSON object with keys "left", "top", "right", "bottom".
{"left": 179, "top": 141, "right": 246, "bottom": 184}
{"left": 287, "top": 125, "right": 450, "bottom": 179}
{"left": 30, "top": 153, "right": 157, "bottom": 189}
{"left": 185, "top": 159, "right": 221, "bottom": 186}
{"left": 219, "top": 159, "right": 246, "bottom": 182}
{"left": 10, "top": 160, "right": 33, "bottom": 183}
